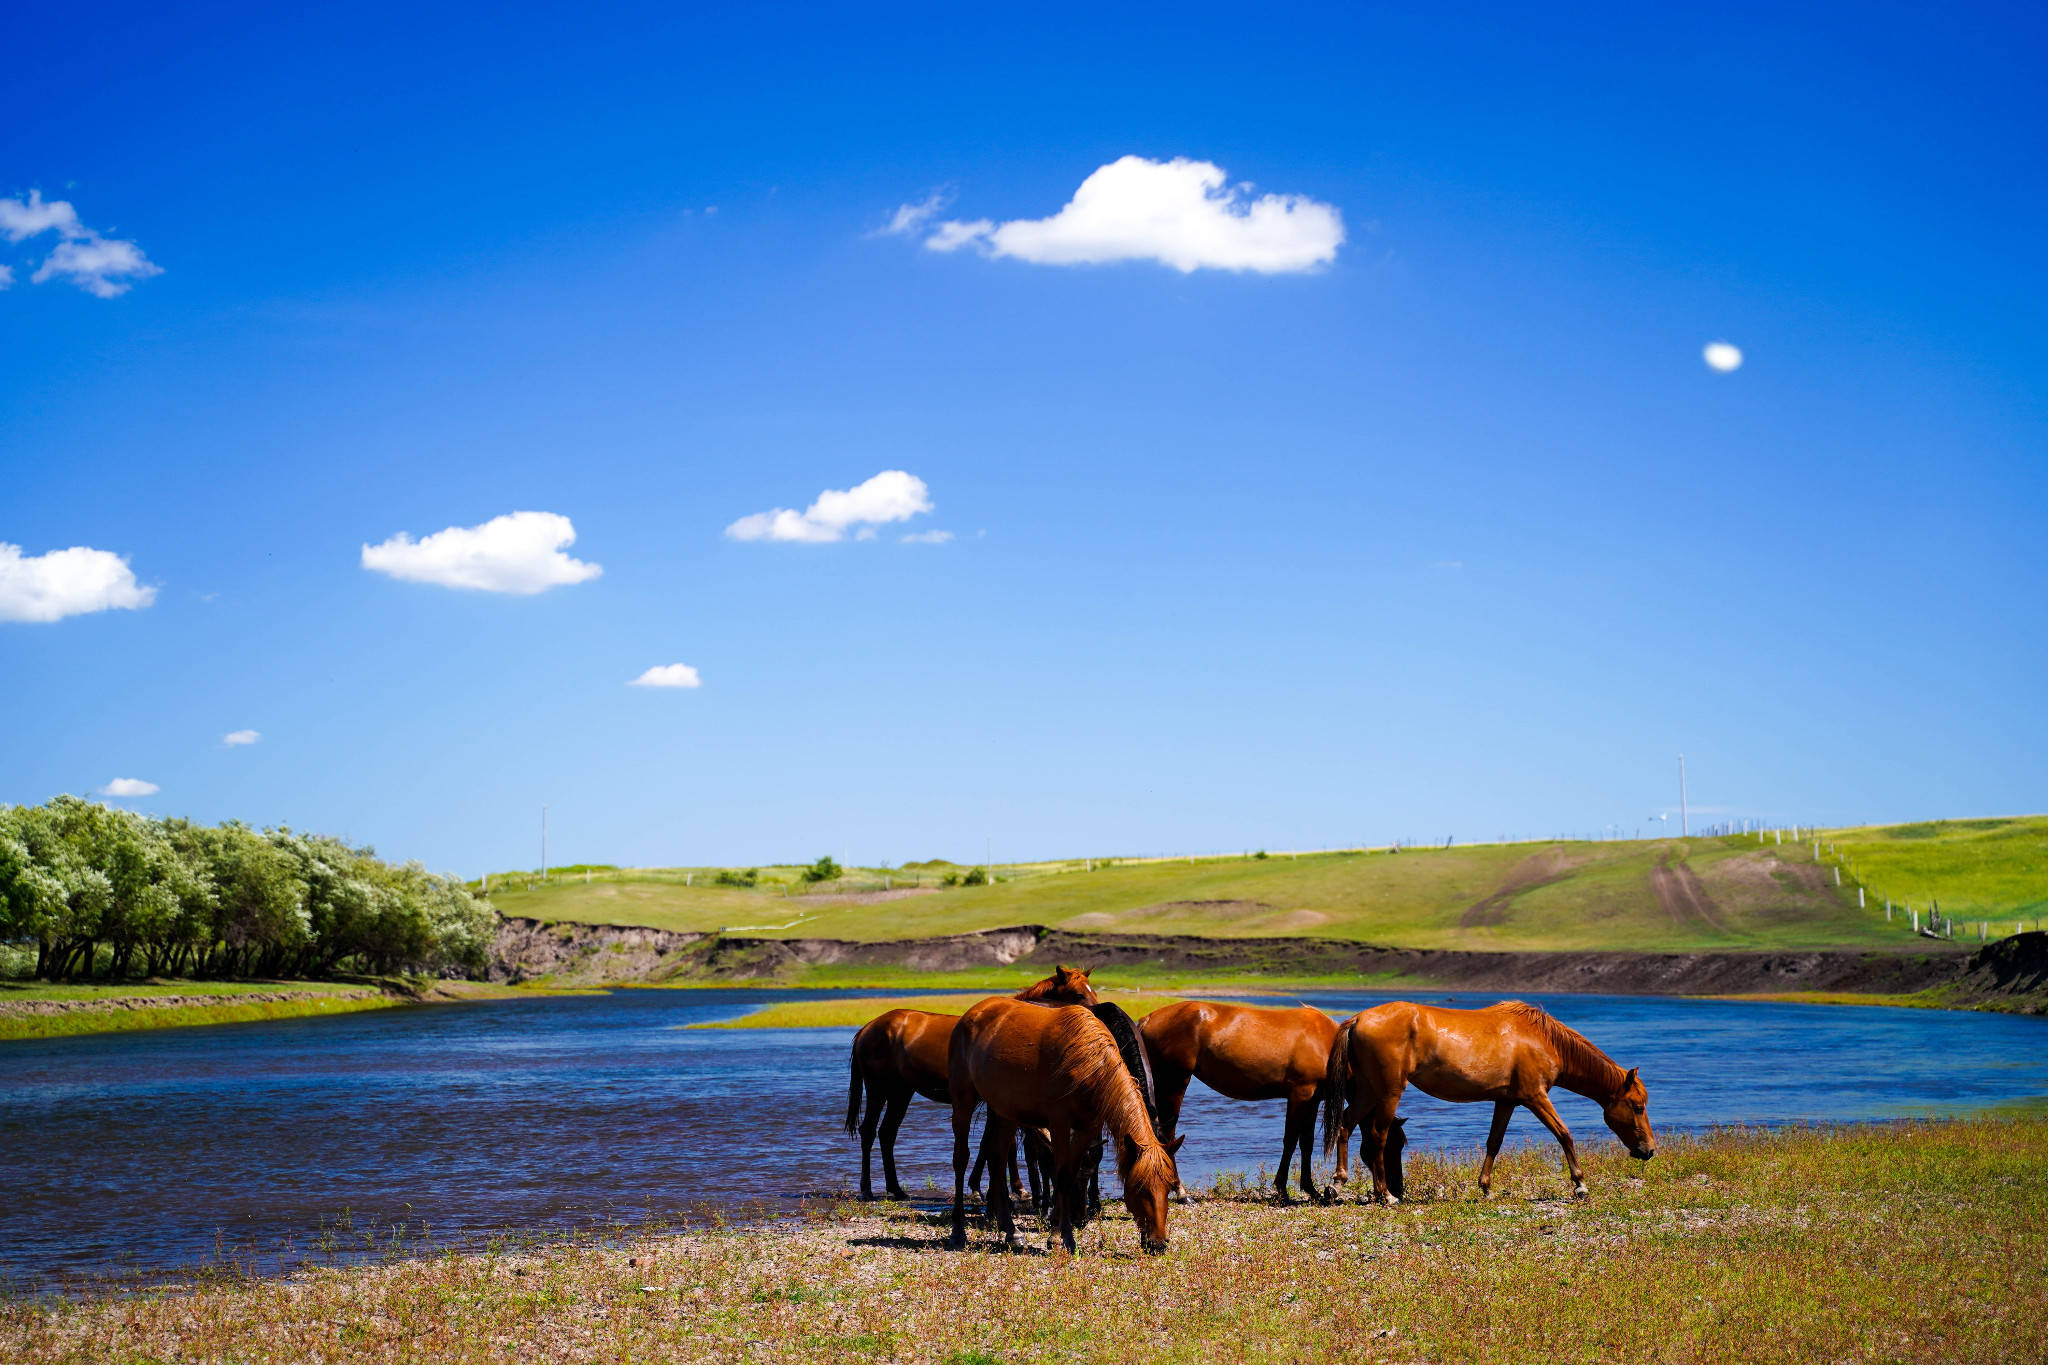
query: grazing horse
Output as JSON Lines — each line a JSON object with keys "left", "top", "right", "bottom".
{"left": 1140, "top": 1000, "right": 1335, "bottom": 1202}
{"left": 947, "top": 998, "right": 1185, "bottom": 1255}
{"left": 1321, "top": 999, "right": 1655, "bottom": 1204}
{"left": 844, "top": 965, "right": 1097, "bottom": 1200}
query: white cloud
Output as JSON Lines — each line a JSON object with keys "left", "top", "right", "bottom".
{"left": 1703, "top": 341, "right": 1744, "bottom": 372}
{"left": 629, "top": 663, "right": 702, "bottom": 689}
{"left": 921, "top": 156, "right": 1344, "bottom": 274}
{"left": 223, "top": 729, "right": 261, "bottom": 746}
{"left": 100, "top": 778, "right": 159, "bottom": 798}
{"left": 0, "top": 190, "right": 84, "bottom": 241}
{"left": 361, "top": 511, "right": 602, "bottom": 594}
{"left": 33, "top": 236, "right": 162, "bottom": 298}
{"left": 875, "top": 190, "right": 951, "bottom": 237}
{"left": 0, "top": 190, "right": 160, "bottom": 298}
{"left": 902, "top": 529, "right": 954, "bottom": 544}
{"left": 726, "top": 470, "right": 934, "bottom": 543}
{"left": 0, "top": 543, "right": 156, "bottom": 623}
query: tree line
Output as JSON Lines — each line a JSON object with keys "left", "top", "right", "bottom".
{"left": 0, "top": 796, "right": 495, "bottom": 981}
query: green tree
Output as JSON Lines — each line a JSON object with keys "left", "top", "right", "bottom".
{"left": 802, "top": 856, "right": 842, "bottom": 884}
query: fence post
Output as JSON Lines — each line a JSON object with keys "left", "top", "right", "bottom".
{"left": 1834, "top": 867, "right": 1841, "bottom": 886}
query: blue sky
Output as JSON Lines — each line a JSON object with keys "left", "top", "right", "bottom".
{"left": 4, "top": 1, "right": 2044, "bottom": 874}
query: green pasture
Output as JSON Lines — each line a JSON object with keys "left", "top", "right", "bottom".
{"left": 687, "top": 990, "right": 1187, "bottom": 1029}
{"left": 482, "top": 818, "right": 2048, "bottom": 952}
{"left": 1819, "top": 815, "right": 2048, "bottom": 926}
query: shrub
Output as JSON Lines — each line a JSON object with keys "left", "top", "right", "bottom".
{"left": 961, "top": 867, "right": 988, "bottom": 887}
{"left": 802, "top": 857, "right": 842, "bottom": 884}
{"left": 714, "top": 868, "right": 759, "bottom": 888}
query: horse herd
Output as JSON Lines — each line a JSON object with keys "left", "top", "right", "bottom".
{"left": 844, "top": 966, "right": 1658, "bottom": 1256}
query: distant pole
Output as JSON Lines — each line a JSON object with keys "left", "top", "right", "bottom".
{"left": 986, "top": 836, "right": 992, "bottom": 884}
{"left": 1678, "top": 755, "right": 1688, "bottom": 837}
{"left": 542, "top": 805, "right": 548, "bottom": 882}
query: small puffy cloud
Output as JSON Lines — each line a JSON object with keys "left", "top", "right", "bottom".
{"left": 0, "top": 543, "right": 156, "bottom": 623}
{"left": 874, "top": 190, "right": 951, "bottom": 237}
{"left": 629, "top": 663, "right": 702, "bottom": 689}
{"left": 726, "top": 470, "right": 934, "bottom": 543}
{"left": 223, "top": 729, "right": 261, "bottom": 746}
{"left": 33, "top": 236, "right": 162, "bottom": 298}
{"left": 1, "top": 190, "right": 160, "bottom": 298}
{"left": 902, "top": 529, "right": 954, "bottom": 544}
{"left": 921, "top": 156, "right": 1344, "bottom": 274}
{"left": 0, "top": 190, "right": 84, "bottom": 241}
{"left": 361, "top": 511, "right": 602, "bottom": 594}
{"left": 100, "top": 778, "right": 159, "bottom": 798}
{"left": 1703, "top": 341, "right": 1744, "bottom": 373}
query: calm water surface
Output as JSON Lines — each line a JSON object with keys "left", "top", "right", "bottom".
{"left": 2, "top": 987, "right": 2043, "bottom": 1289}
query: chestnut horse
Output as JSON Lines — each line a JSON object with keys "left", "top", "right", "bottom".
{"left": 1321, "top": 999, "right": 1655, "bottom": 1204}
{"left": 844, "top": 965, "right": 1097, "bottom": 1200}
{"left": 948, "top": 998, "right": 1184, "bottom": 1254}
{"left": 1141, "top": 1000, "right": 1338, "bottom": 1202}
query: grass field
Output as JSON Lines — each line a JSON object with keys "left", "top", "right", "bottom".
{"left": 0, "top": 979, "right": 546, "bottom": 1042}
{"left": 7, "top": 1118, "right": 2041, "bottom": 1362}
{"left": 483, "top": 816, "right": 2048, "bottom": 953}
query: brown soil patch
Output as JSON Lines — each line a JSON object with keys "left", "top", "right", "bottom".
{"left": 1462, "top": 847, "right": 1573, "bottom": 928}
{"left": 1650, "top": 856, "right": 1731, "bottom": 933}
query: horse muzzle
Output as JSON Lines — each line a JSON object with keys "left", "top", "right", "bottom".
{"left": 1630, "top": 1145, "right": 1656, "bottom": 1161}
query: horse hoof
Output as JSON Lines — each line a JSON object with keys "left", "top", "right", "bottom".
{"left": 1573, "top": 1183, "right": 1589, "bottom": 1200}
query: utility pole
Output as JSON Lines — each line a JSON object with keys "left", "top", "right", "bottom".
{"left": 542, "top": 805, "right": 549, "bottom": 882}
{"left": 1678, "top": 755, "right": 1688, "bottom": 838}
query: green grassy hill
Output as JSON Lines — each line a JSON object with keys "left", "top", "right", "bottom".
{"left": 478, "top": 816, "right": 2048, "bottom": 953}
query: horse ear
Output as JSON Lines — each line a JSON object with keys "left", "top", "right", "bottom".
{"left": 1120, "top": 1134, "right": 1142, "bottom": 1168}
{"left": 1166, "top": 1134, "right": 1186, "bottom": 1156}
{"left": 1079, "top": 967, "right": 1092, "bottom": 978}
{"left": 1626, "top": 1067, "right": 1640, "bottom": 1085}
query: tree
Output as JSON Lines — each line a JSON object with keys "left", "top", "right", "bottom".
{"left": 802, "top": 856, "right": 842, "bottom": 884}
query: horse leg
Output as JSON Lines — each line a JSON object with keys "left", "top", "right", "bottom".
{"left": 967, "top": 1126, "right": 989, "bottom": 1196}
{"left": 1333, "top": 1103, "right": 1355, "bottom": 1186}
{"left": 1364, "top": 1090, "right": 1403, "bottom": 1205}
{"left": 877, "top": 1090, "right": 913, "bottom": 1200}
{"left": 1289, "top": 1091, "right": 1324, "bottom": 1204}
{"left": 1477, "top": 1100, "right": 1514, "bottom": 1197}
{"left": 1274, "top": 1098, "right": 1306, "bottom": 1204}
{"left": 948, "top": 1093, "right": 976, "bottom": 1249}
{"left": 1005, "top": 1128, "right": 1027, "bottom": 1201}
{"left": 857, "top": 1082, "right": 884, "bottom": 1200}
{"left": 1523, "top": 1091, "right": 1587, "bottom": 1197}
{"left": 1152, "top": 1070, "right": 1193, "bottom": 1203}
{"left": 984, "top": 1116, "right": 1022, "bottom": 1248}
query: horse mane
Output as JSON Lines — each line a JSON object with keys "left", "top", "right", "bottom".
{"left": 1488, "top": 1000, "right": 1625, "bottom": 1096}
{"left": 1041, "top": 1006, "right": 1159, "bottom": 1151}
{"left": 1013, "top": 968, "right": 1083, "bottom": 1004}
{"left": 1088, "top": 1001, "right": 1162, "bottom": 1137}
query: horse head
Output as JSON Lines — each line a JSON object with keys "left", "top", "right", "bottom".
{"left": 1118, "top": 1133, "right": 1185, "bottom": 1255}
{"left": 1603, "top": 1067, "right": 1656, "bottom": 1159}
{"left": 1051, "top": 963, "right": 1099, "bottom": 1006}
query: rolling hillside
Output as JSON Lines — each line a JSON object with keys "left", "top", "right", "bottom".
{"left": 477, "top": 817, "right": 2048, "bottom": 953}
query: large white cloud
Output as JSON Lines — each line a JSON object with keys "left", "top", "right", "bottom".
{"left": 0, "top": 543, "right": 156, "bottom": 623}
{"left": 921, "top": 156, "right": 1344, "bottom": 274}
{"left": 628, "top": 663, "right": 702, "bottom": 688}
{"left": 361, "top": 511, "right": 603, "bottom": 594}
{"left": 1703, "top": 341, "right": 1744, "bottom": 372}
{"left": 726, "top": 471, "right": 934, "bottom": 543}
{"left": 100, "top": 778, "right": 159, "bottom": 798}
{"left": 0, "top": 190, "right": 160, "bottom": 298}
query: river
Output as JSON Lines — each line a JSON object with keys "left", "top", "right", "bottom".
{"left": 2, "top": 987, "right": 2042, "bottom": 1291}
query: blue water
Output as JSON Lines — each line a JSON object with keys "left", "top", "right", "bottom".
{"left": 1, "top": 987, "right": 2042, "bottom": 1290}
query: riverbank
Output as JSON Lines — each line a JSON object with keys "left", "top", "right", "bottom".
{"left": 495, "top": 918, "right": 2048, "bottom": 1014}
{"left": 0, "top": 978, "right": 542, "bottom": 1042}
{"left": 5, "top": 1117, "right": 2041, "bottom": 1362}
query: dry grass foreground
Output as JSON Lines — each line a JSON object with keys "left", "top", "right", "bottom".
{"left": 7, "top": 1119, "right": 2044, "bottom": 1363}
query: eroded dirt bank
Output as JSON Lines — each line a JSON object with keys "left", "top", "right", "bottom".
{"left": 491, "top": 917, "right": 2047, "bottom": 1009}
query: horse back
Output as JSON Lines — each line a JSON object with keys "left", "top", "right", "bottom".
{"left": 857, "top": 1008, "right": 958, "bottom": 1103}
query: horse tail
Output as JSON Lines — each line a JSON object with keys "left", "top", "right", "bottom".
{"left": 844, "top": 1029, "right": 865, "bottom": 1136}
{"left": 1321, "top": 1017, "right": 1354, "bottom": 1159}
